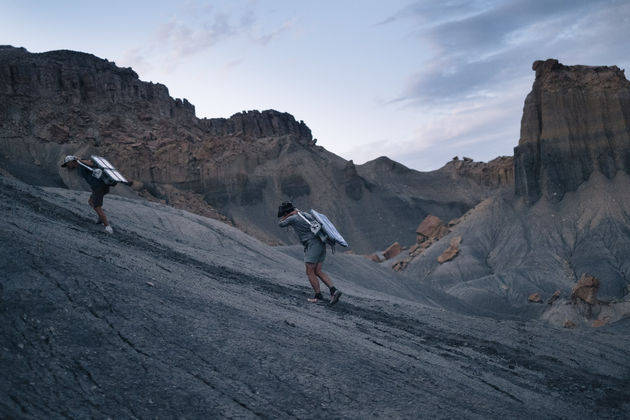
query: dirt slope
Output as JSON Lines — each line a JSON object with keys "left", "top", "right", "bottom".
{"left": 1, "top": 175, "right": 629, "bottom": 418}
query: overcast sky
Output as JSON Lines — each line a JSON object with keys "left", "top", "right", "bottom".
{"left": 2, "top": 0, "right": 629, "bottom": 170}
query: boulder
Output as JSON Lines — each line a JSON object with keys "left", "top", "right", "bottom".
{"left": 571, "top": 274, "right": 600, "bottom": 305}
{"left": 416, "top": 215, "right": 449, "bottom": 242}
{"left": 438, "top": 236, "right": 462, "bottom": 264}
{"left": 528, "top": 292, "right": 543, "bottom": 303}
{"left": 383, "top": 242, "right": 402, "bottom": 260}
{"left": 564, "top": 320, "right": 577, "bottom": 329}
{"left": 392, "top": 259, "right": 409, "bottom": 272}
{"left": 547, "top": 290, "right": 561, "bottom": 305}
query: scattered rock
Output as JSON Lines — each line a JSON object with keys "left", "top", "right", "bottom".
{"left": 438, "top": 236, "right": 462, "bottom": 264}
{"left": 571, "top": 274, "right": 600, "bottom": 305}
{"left": 564, "top": 320, "right": 577, "bottom": 329}
{"left": 448, "top": 218, "right": 461, "bottom": 227}
{"left": 592, "top": 319, "right": 609, "bottom": 328}
{"left": 416, "top": 215, "right": 449, "bottom": 242}
{"left": 383, "top": 242, "right": 402, "bottom": 260}
{"left": 528, "top": 292, "right": 543, "bottom": 303}
{"left": 547, "top": 290, "right": 561, "bottom": 305}
{"left": 392, "top": 259, "right": 409, "bottom": 272}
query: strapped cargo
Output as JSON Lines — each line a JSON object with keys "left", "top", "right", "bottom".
{"left": 78, "top": 155, "right": 130, "bottom": 186}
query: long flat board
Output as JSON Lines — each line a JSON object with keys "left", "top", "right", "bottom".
{"left": 311, "top": 209, "right": 348, "bottom": 248}
{"left": 91, "top": 155, "right": 129, "bottom": 184}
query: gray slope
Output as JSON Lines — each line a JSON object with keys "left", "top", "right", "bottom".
{"left": 399, "top": 171, "right": 630, "bottom": 322}
{"left": 1, "top": 176, "right": 629, "bottom": 418}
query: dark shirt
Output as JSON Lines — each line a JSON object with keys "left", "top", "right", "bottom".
{"left": 78, "top": 163, "right": 106, "bottom": 190}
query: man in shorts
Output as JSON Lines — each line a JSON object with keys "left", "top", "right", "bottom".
{"left": 278, "top": 201, "right": 342, "bottom": 305}
{"left": 61, "top": 155, "right": 114, "bottom": 234}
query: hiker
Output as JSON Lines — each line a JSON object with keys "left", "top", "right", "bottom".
{"left": 277, "top": 201, "right": 342, "bottom": 305}
{"left": 61, "top": 155, "right": 114, "bottom": 234}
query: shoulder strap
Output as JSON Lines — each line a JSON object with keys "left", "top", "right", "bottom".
{"left": 297, "top": 211, "right": 315, "bottom": 227}
{"left": 76, "top": 160, "right": 94, "bottom": 172}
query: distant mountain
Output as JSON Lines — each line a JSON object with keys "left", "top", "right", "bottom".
{"left": 0, "top": 45, "right": 510, "bottom": 253}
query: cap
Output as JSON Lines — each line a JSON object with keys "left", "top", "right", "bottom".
{"left": 61, "top": 155, "right": 77, "bottom": 167}
{"left": 277, "top": 201, "right": 295, "bottom": 217}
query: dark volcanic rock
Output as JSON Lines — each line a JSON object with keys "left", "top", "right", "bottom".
{"left": 515, "top": 59, "right": 630, "bottom": 203}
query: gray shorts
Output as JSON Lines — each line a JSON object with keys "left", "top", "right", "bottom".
{"left": 304, "top": 238, "right": 326, "bottom": 263}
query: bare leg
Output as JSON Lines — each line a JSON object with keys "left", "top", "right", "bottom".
{"left": 94, "top": 206, "right": 109, "bottom": 227}
{"left": 305, "top": 263, "right": 321, "bottom": 293}
{"left": 314, "top": 262, "right": 334, "bottom": 288}
{"left": 89, "top": 197, "right": 109, "bottom": 227}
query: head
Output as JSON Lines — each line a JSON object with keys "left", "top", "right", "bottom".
{"left": 61, "top": 155, "right": 79, "bottom": 169}
{"left": 277, "top": 201, "right": 295, "bottom": 218}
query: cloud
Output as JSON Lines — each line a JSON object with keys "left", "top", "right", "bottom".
{"left": 155, "top": 13, "right": 239, "bottom": 61}
{"left": 387, "top": 0, "right": 624, "bottom": 105}
{"left": 119, "top": 2, "right": 297, "bottom": 74}
{"left": 252, "top": 18, "right": 297, "bottom": 46}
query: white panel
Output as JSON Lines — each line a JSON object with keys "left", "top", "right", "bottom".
{"left": 105, "top": 169, "right": 127, "bottom": 183}
{"left": 92, "top": 156, "right": 114, "bottom": 169}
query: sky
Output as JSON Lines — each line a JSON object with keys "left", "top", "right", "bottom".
{"left": 2, "top": 0, "right": 629, "bottom": 171}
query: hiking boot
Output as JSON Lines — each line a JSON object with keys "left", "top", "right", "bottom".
{"left": 307, "top": 293, "right": 324, "bottom": 303}
{"left": 329, "top": 290, "right": 342, "bottom": 306}
{"left": 104, "top": 225, "right": 114, "bottom": 234}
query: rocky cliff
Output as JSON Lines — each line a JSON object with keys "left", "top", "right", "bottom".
{"left": 380, "top": 60, "right": 630, "bottom": 326}
{"left": 0, "top": 46, "right": 506, "bottom": 253}
{"left": 514, "top": 59, "right": 630, "bottom": 203}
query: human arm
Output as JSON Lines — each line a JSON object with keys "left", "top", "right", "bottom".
{"left": 278, "top": 210, "right": 298, "bottom": 227}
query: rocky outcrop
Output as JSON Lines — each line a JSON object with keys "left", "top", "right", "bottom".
{"left": 386, "top": 215, "right": 452, "bottom": 271}
{"left": 445, "top": 156, "right": 514, "bottom": 188}
{"left": 0, "top": 46, "right": 509, "bottom": 254}
{"left": 437, "top": 236, "right": 462, "bottom": 264}
{"left": 382, "top": 242, "right": 402, "bottom": 260}
{"left": 514, "top": 59, "right": 630, "bottom": 203}
{"left": 416, "top": 215, "right": 449, "bottom": 242}
{"left": 571, "top": 274, "right": 600, "bottom": 305}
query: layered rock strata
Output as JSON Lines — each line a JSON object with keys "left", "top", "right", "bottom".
{"left": 515, "top": 59, "right": 630, "bottom": 203}
{"left": 0, "top": 46, "right": 506, "bottom": 253}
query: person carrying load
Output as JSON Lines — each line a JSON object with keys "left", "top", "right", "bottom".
{"left": 61, "top": 155, "right": 115, "bottom": 234}
{"left": 277, "top": 201, "right": 342, "bottom": 305}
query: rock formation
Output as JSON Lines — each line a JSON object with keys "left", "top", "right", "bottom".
{"left": 395, "top": 60, "right": 630, "bottom": 326}
{"left": 382, "top": 242, "right": 402, "bottom": 260}
{"left": 437, "top": 236, "right": 462, "bottom": 264}
{"left": 446, "top": 156, "right": 514, "bottom": 188}
{"left": 514, "top": 59, "right": 630, "bottom": 203}
{"left": 0, "top": 46, "right": 508, "bottom": 253}
{"left": 571, "top": 274, "right": 600, "bottom": 305}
